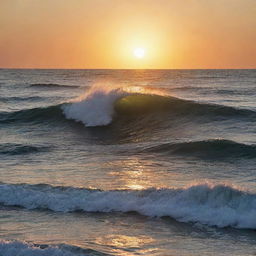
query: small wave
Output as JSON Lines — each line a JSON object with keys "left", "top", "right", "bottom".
{"left": 0, "top": 104, "right": 64, "bottom": 124}
{"left": 0, "top": 96, "right": 43, "bottom": 102}
{"left": 170, "top": 85, "right": 210, "bottom": 91}
{"left": 170, "top": 87, "right": 254, "bottom": 96}
{"left": 0, "top": 240, "right": 106, "bottom": 256}
{"left": 30, "top": 83, "right": 80, "bottom": 89}
{"left": 142, "top": 139, "right": 256, "bottom": 159}
{"left": 0, "top": 143, "right": 50, "bottom": 155}
{"left": 1, "top": 183, "right": 256, "bottom": 229}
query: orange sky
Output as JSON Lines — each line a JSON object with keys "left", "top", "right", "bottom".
{"left": 0, "top": 0, "right": 256, "bottom": 69}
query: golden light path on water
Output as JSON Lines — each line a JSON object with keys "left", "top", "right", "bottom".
{"left": 107, "top": 156, "right": 184, "bottom": 190}
{"left": 95, "top": 235, "right": 157, "bottom": 256}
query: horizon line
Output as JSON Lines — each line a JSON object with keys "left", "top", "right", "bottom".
{"left": 0, "top": 67, "right": 256, "bottom": 70}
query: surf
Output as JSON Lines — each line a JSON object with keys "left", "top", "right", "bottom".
{"left": 1, "top": 182, "right": 256, "bottom": 229}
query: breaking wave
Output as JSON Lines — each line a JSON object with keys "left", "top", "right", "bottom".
{"left": 62, "top": 85, "right": 256, "bottom": 127}
{"left": 62, "top": 85, "right": 130, "bottom": 126}
{"left": 1, "top": 182, "right": 256, "bottom": 229}
{"left": 1, "top": 86, "right": 256, "bottom": 126}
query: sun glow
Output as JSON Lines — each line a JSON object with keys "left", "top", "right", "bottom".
{"left": 133, "top": 48, "right": 145, "bottom": 59}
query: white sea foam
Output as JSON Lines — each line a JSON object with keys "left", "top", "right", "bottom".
{"left": 1, "top": 183, "right": 256, "bottom": 229}
{"left": 62, "top": 85, "right": 129, "bottom": 126}
{"left": 0, "top": 240, "right": 88, "bottom": 256}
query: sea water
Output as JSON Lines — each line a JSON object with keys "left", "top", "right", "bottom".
{"left": 0, "top": 69, "right": 256, "bottom": 255}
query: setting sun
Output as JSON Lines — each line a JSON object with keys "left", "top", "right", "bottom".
{"left": 133, "top": 48, "right": 145, "bottom": 59}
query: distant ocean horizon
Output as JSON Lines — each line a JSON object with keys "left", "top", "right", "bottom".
{"left": 1, "top": 69, "right": 256, "bottom": 256}
{"left": 1, "top": 68, "right": 256, "bottom": 70}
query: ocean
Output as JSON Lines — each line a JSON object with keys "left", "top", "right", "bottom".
{"left": 0, "top": 69, "right": 256, "bottom": 256}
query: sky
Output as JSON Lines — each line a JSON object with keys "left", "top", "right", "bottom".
{"left": 0, "top": 0, "right": 256, "bottom": 69}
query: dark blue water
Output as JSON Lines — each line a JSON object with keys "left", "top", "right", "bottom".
{"left": 0, "top": 69, "right": 256, "bottom": 256}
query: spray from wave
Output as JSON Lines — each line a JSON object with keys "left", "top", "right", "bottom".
{"left": 1, "top": 182, "right": 256, "bottom": 229}
{"left": 63, "top": 85, "right": 127, "bottom": 126}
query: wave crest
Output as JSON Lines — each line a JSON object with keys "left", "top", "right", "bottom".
{"left": 2, "top": 85, "right": 256, "bottom": 127}
{"left": 62, "top": 85, "right": 129, "bottom": 126}
{"left": 1, "top": 182, "right": 256, "bottom": 229}
{"left": 62, "top": 85, "right": 256, "bottom": 127}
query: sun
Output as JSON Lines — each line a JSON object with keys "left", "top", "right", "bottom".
{"left": 133, "top": 48, "right": 145, "bottom": 59}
